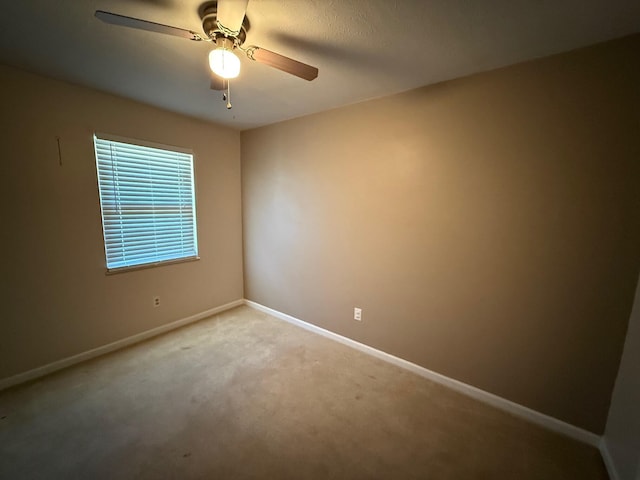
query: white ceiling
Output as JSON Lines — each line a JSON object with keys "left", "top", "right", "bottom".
{"left": 1, "top": 0, "right": 639, "bottom": 130}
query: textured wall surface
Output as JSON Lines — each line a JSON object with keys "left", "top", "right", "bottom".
{"left": 241, "top": 35, "right": 640, "bottom": 434}
{"left": 0, "top": 65, "right": 244, "bottom": 380}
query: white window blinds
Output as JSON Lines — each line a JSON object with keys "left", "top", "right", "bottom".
{"left": 94, "top": 134, "right": 198, "bottom": 272}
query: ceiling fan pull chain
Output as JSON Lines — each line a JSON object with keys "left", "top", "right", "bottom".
{"left": 226, "top": 79, "right": 232, "bottom": 110}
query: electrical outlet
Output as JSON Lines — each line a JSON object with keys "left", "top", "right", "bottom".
{"left": 153, "top": 296, "right": 161, "bottom": 308}
{"left": 354, "top": 307, "right": 362, "bottom": 321}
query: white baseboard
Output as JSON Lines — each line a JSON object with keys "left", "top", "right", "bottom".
{"left": 245, "top": 299, "right": 601, "bottom": 448}
{"left": 599, "top": 439, "right": 621, "bottom": 480}
{"left": 0, "top": 299, "right": 244, "bottom": 391}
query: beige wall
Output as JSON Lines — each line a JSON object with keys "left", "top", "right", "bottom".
{"left": 604, "top": 274, "right": 640, "bottom": 480}
{"left": 241, "top": 35, "right": 640, "bottom": 434}
{"left": 0, "top": 65, "right": 243, "bottom": 380}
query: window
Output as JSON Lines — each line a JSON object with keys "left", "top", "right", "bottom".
{"left": 94, "top": 134, "right": 198, "bottom": 272}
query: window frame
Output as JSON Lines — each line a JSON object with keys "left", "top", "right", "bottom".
{"left": 93, "top": 132, "right": 200, "bottom": 274}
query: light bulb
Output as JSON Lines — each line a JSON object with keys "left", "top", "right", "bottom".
{"left": 209, "top": 48, "right": 241, "bottom": 79}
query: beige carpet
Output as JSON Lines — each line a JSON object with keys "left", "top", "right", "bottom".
{"left": 0, "top": 306, "right": 608, "bottom": 479}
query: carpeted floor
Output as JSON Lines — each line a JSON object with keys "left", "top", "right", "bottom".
{"left": 0, "top": 306, "right": 608, "bottom": 479}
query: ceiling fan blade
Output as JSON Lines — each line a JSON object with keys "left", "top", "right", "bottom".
{"left": 216, "top": 0, "right": 249, "bottom": 36}
{"left": 246, "top": 47, "right": 318, "bottom": 81}
{"left": 95, "top": 10, "right": 205, "bottom": 41}
{"left": 210, "top": 74, "right": 225, "bottom": 91}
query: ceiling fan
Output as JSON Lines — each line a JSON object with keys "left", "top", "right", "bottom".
{"left": 95, "top": 0, "right": 319, "bottom": 109}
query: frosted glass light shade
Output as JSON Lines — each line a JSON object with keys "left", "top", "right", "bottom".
{"left": 209, "top": 48, "right": 241, "bottom": 79}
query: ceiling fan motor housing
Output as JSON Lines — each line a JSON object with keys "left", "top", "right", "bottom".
{"left": 200, "top": 1, "right": 249, "bottom": 46}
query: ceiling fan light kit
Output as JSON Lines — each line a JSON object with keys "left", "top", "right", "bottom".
{"left": 95, "top": 0, "right": 318, "bottom": 111}
{"left": 209, "top": 37, "right": 241, "bottom": 79}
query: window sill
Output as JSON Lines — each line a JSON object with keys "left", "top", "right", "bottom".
{"left": 105, "top": 256, "right": 200, "bottom": 275}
